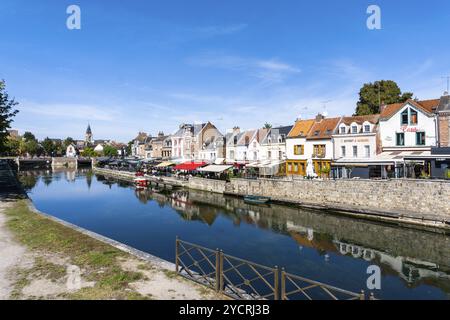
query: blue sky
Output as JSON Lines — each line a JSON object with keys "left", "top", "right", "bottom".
{"left": 1, "top": 0, "right": 449, "bottom": 142}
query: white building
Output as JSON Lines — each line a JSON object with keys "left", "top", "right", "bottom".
{"left": 332, "top": 115, "right": 380, "bottom": 178}
{"left": 259, "top": 126, "right": 292, "bottom": 161}
{"left": 285, "top": 119, "right": 316, "bottom": 176}
{"left": 379, "top": 99, "right": 439, "bottom": 151}
{"left": 66, "top": 144, "right": 77, "bottom": 158}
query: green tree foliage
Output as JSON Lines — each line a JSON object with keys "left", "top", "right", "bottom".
{"left": 126, "top": 141, "right": 133, "bottom": 156}
{"left": 103, "top": 145, "right": 118, "bottom": 157}
{"left": 64, "top": 137, "right": 75, "bottom": 148}
{"left": 24, "top": 139, "right": 40, "bottom": 156}
{"left": 4, "top": 136, "right": 20, "bottom": 156}
{"left": 81, "top": 147, "right": 98, "bottom": 157}
{"left": 41, "top": 137, "right": 56, "bottom": 156}
{"left": 355, "top": 80, "right": 413, "bottom": 116}
{"left": 23, "top": 131, "right": 36, "bottom": 142}
{"left": 263, "top": 123, "right": 272, "bottom": 129}
{"left": 0, "top": 80, "right": 19, "bottom": 154}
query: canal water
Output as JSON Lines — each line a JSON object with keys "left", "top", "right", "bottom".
{"left": 18, "top": 169, "right": 450, "bottom": 300}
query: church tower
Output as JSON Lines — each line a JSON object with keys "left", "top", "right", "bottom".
{"left": 85, "top": 124, "right": 93, "bottom": 145}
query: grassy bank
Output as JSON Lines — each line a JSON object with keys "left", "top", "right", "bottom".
{"left": 3, "top": 199, "right": 220, "bottom": 300}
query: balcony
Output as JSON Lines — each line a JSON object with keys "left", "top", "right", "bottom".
{"left": 312, "top": 152, "right": 326, "bottom": 158}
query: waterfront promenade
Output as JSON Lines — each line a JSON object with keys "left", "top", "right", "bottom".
{"left": 0, "top": 162, "right": 223, "bottom": 300}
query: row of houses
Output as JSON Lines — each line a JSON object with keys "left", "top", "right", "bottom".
{"left": 132, "top": 93, "right": 450, "bottom": 179}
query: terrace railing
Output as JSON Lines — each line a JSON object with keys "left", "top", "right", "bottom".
{"left": 175, "top": 238, "right": 374, "bottom": 300}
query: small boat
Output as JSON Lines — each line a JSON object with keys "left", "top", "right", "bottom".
{"left": 243, "top": 195, "right": 271, "bottom": 204}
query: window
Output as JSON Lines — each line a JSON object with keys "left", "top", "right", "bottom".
{"left": 313, "top": 145, "right": 326, "bottom": 157}
{"left": 253, "top": 152, "right": 257, "bottom": 160}
{"left": 314, "top": 131, "right": 320, "bottom": 136}
{"left": 268, "top": 151, "right": 272, "bottom": 159}
{"left": 352, "top": 146, "right": 358, "bottom": 158}
{"left": 416, "top": 132, "right": 425, "bottom": 145}
{"left": 279, "top": 151, "right": 283, "bottom": 159}
{"left": 401, "top": 109, "right": 409, "bottom": 125}
{"left": 364, "top": 125, "right": 371, "bottom": 133}
{"left": 230, "top": 150, "right": 235, "bottom": 159}
{"left": 396, "top": 133, "right": 405, "bottom": 146}
{"left": 294, "top": 145, "right": 304, "bottom": 155}
{"left": 364, "top": 145, "right": 370, "bottom": 158}
{"left": 352, "top": 126, "right": 358, "bottom": 134}
{"left": 410, "top": 109, "right": 418, "bottom": 125}
{"left": 253, "top": 142, "right": 257, "bottom": 148}
{"left": 341, "top": 146, "right": 346, "bottom": 157}
{"left": 340, "top": 126, "right": 346, "bottom": 134}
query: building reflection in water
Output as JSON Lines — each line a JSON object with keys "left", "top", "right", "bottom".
{"left": 130, "top": 183, "right": 450, "bottom": 294}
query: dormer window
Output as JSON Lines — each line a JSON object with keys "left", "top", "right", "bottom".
{"left": 364, "top": 124, "right": 371, "bottom": 133}
{"left": 401, "top": 109, "right": 409, "bottom": 125}
{"left": 351, "top": 126, "right": 358, "bottom": 134}
{"left": 410, "top": 109, "right": 418, "bottom": 125}
{"left": 340, "top": 126, "right": 346, "bottom": 134}
{"left": 314, "top": 131, "right": 319, "bottom": 136}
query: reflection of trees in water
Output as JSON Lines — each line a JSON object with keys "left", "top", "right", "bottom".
{"left": 18, "top": 173, "right": 39, "bottom": 191}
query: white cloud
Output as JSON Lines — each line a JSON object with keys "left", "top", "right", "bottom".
{"left": 187, "top": 53, "right": 301, "bottom": 84}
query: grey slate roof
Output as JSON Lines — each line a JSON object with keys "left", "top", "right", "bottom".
{"left": 261, "top": 125, "right": 293, "bottom": 144}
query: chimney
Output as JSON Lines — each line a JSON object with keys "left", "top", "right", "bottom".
{"left": 233, "top": 126, "right": 240, "bottom": 134}
{"left": 315, "top": 113, "right": 325, "bottom": 122}
{"left": 379, "top": 101, "right": 387, "bottom": 113}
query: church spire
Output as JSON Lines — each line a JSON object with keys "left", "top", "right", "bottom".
{"left": 85, "top": 123, "right": 93, "bottom": 144}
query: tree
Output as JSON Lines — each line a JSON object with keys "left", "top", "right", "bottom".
{"left": 126, "top": 141, "right": 133, "bottom": 156}
{"left": 5, "top": 136, "right": 20, "bottom": 156}
{"left": 24, "top": 139, "right": 40, "bottom": 156}
{"left": 81, "top": 147, "right": 98, "bottom": 157}
{"left": 263, "top": 123, "right": 272, "bottom": 129}
{"left": 0, "top": 80, "right": 19, "bottom": 154}
{"left": 23, "top": 131, "right": 36, "bottom": 142}
{"left": 355, "top": 80, "right": 413, "bottom": 115}
{"left": 103, "top": 145, "right": 118, "bottom": 157}
{"left": 64, "top": 137, "right": 75, "bottom": 148}
{"left": 41, "top": 137, "right": 56, "bottom": 156}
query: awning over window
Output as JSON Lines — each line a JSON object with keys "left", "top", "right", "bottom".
{"left": 197, "top": 165, "right": 233, "bottom": 173}
{"left": 155, "top": 161, "right": 175, "bottom": 168}
{"left": 173, "top": 162, "right": 207, "bottom": 171}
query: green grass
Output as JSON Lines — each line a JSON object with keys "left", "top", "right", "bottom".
{"left": 4, "top": 199, "right": 148, "bottom": 300}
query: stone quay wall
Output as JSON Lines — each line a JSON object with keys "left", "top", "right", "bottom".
{"left": 188, "top": 177, "right": 227, "bottom": 193}
{"left": 225, "top": 178, "right": 450, "bottom": 224}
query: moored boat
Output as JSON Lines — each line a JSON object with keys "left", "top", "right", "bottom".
{"left": 243, "top": 195, "right": 271, "bottom": 204}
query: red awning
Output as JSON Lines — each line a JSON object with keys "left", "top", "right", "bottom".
{"left": 173, "top": 161, "right": 207, "bottom": 171}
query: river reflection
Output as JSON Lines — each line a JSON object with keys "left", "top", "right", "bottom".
{"left": 19, "top": 169, "right": 450, "bottom": 299}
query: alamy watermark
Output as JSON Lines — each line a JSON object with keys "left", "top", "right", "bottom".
{"left": 66, "top": 5, "right": 81, "bottom": 30}
{"left": 367, "top": 265, "right": 381, "bottom": 290}
{"left": 367, "top": 5, "right": 381, "bottom": 30}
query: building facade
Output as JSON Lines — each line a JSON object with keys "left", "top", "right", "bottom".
{"left": 332, "top": 115, "right": 380, "bottom": 178}
{"left": 285, "top": 119, "right": 315, "bottom": 176}
{"left": 379, "top": 99, "right": 439, "bottom": 151}
{"left": 436, "top": 93, "right": 450, "bottom": 147}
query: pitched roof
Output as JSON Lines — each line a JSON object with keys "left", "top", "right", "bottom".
{"left": 287, "top": 119, "right": 315, "bottom": 138}
{"left": 261, "top": 125, "right": 293, "bottom": 144}
{"left": 340, "top": 114, "right": 380, "bottom": 126}
{"left": 380, "top": 99, "right": 440, "bottom": 119}
{"left": 237, "top": 130, "right": 256, "bottom": 146}
{"left": 134, "top": 132, "right": 148, "bottom": 143}
{"left": 306, "top": 117, "right": 341, "bottom": 140}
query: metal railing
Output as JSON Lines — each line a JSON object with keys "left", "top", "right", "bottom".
{"left": 175, "top": 238, "right": 375, "bottom": 300}
{"left": 281, "top": 269, "right": 363, "bottom": 300}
